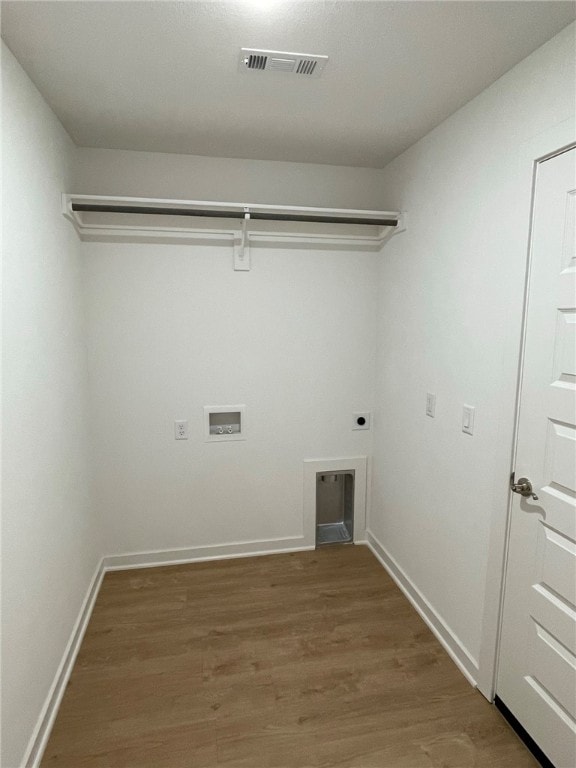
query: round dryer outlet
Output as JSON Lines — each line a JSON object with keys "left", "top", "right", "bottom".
{"left": 352, "top": 412, "right": 371, "bottom": 430}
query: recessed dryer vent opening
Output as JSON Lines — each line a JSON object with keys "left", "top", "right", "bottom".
{"left": 316, "top": 471, "right": 354, "bottom": 546}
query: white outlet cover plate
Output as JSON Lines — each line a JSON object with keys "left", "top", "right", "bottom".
{"left": 353, "top": 412, "right": 371, "bottom": 430}
{"left": 174, "top": 420, "right": 189, "bottom": 440}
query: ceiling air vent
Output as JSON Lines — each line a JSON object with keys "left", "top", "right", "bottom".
{"left": 246, "top": 53, "right": 267, "bottom": 71}
{"left": 239, "top": 49, "right": 328, "bottom": 78}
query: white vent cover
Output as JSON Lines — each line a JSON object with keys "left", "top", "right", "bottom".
{"left": 239, "top": 48, "right": 328, "bottom": 78}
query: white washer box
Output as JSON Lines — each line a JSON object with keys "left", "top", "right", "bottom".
{"left": 204, "top": 405, "right": 246, "bottom": 442}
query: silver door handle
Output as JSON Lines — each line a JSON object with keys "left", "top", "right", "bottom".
{"left": 511, "top": 476, "right": 539, "bottom": 501}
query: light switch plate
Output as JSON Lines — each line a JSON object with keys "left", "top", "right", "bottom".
{"left": 426, "top": 393, "right": 436, "bottom": 418}
{"left": 462, "top": 405, "right": 475, "bottom": 435}
{"left": 353, "top": 412, "right": 371, "bottom": 430}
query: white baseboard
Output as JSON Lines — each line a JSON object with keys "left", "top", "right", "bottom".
{"left": 364, "top": 530, "right": 479, "bottom": 686}
{"left": 23, "top": 559, "right": 105, "bottom": 768}
{"left": 102, "top": 535, "right": 313, "bottom": 571}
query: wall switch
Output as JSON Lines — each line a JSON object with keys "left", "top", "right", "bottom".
{"left": 174, "top": 420, "right": 189, "bottom": 440}
{"left": 353, "top": 412, "right": 371, "bottom": 430}
{"left": 426, "top": 393, "right": 436, "bottom": 418}
{"left": 462, "top": 405, "right": 475, "bottom": 435}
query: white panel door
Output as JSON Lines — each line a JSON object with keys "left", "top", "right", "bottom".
{"left": 497, "top": 147, "right": 576, "bottom": 768}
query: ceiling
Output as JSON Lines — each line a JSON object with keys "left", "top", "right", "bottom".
{"left": 2, "top": 1, "right": 574, "bottom": 168}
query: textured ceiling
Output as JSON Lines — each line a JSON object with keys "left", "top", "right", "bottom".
{"left": 2, "top": 1, "right": 574, "bottom": 168}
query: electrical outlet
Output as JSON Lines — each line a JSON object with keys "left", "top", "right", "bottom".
{"left": 174, "top": 420, "right": 189, "bottom": 440}
{"left": 426, "top": 393, "right": 436, "bottom": 418}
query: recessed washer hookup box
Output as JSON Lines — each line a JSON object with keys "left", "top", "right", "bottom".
{"left": 204, "top": 405, "right": 246, "bottom": 442}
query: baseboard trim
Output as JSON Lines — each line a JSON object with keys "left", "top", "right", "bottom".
{"left": 364, "top": 530, "right": 479, "bottom": 686}
{"left": 102, "top": 536, "right": 313, "bottom": 571}
{"left": 23, "top": 559, "right": 105, "bottom": 768}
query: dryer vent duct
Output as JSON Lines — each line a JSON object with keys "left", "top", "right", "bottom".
{"left": 239, "top": 48, "right": 328, "bottom": 78}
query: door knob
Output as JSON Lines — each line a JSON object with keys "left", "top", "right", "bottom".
{"left": 511, "top": 476, "right": 539, "bottom": 501}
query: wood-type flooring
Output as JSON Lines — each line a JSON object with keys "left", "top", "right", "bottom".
{"left": 42, "top": 545, "right": 536, "bottom": 767}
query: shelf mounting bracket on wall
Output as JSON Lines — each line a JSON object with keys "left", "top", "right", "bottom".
{"left": 234, "top": 210, "right": 251, "bottom": 271}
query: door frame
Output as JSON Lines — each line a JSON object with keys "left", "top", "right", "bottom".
{"left": 477, "top": 117, "right": 576, "bottom": 700}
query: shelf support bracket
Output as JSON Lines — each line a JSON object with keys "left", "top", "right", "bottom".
{"left": 234, "top": 210, "right": 251, "bottom": 271}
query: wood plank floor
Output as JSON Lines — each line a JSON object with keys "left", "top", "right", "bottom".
{"left": 42, "top": 545, "right": 536, "bottom": 767}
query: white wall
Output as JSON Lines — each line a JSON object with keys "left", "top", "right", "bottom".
{"left": 370, "top": 23, "right": 575, "bottom": 684}
{"left": 73, "top": 147, "right": 384, "bottom": 210}
{"left": 1, "top": 44, "right": 101, "bottom": 768}
{"left": 75, "top": 118, "right": 384, "bottom": 564}
{"left": 85, "top": 239, "right": 377, "bottom": 558}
